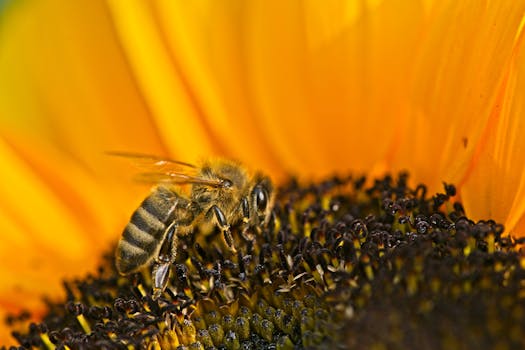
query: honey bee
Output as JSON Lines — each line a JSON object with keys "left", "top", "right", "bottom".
{"left": 112, "top": 152, "right": 274, "bottom": 299}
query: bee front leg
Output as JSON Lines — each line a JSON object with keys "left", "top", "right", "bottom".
{"left": 209, "top": 205, "right": 236, "bottom": 253}
{"left": 152, "top": 222, "right": 177, "bottom": 299}
{"left": 240, "top": 197, "right": 255, "bottom": 241}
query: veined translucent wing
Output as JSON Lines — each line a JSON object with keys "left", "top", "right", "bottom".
{"left": 134, "top": 172, "right": 225, "bottom": 187}
{"left": 106, "top": 151, "right": 197, "bottom": 171}
{"left": 108, "top": 151, "right": 225, "bottom": 187}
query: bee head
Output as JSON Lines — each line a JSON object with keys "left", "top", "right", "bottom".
{"left": 192, "top": 160, "right": 249, "bottom": 207}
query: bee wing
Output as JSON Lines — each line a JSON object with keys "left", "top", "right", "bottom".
{"left": 134, "top": 172, "right": 225, "bottom": 187}
{"left": 107, "top": 151, "right": 197, "bottom": 171}
{"left": 107, "top": 151, "right": 224, "bottom": 187}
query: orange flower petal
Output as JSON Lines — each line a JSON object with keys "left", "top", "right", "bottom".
{"left": 105, "top": 1, "right": 428, "bottom": 178}
{"left": 392, "top": 1, "right": 525, "bottom": 192}
{"left": 0, "top": 1, "right": 168, "bottom": 156}
{"left": 106, "top": 0, "right": 220, "bottom": 162}
{"left": 461, "top": 24, "right": 525, "bottom": 234}
{"left": 195, "top": 0, "right": 422, "bottom": 176}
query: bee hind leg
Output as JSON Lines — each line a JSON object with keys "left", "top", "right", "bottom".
{"left": 152, "top": 223, "right": 177, "bottom": 299}
{"left": 209, "top": 205, "right": 237, "bottom": 253}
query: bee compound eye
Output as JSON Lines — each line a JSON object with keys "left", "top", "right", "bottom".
{"left": 254, "top": 187, "right": 268, "bottom": 211}
{"left": 222, "top": 179, "right": 233, "bottom": 188}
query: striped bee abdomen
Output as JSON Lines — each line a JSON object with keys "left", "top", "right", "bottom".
{"left": 116, "top": 187, "right": 181, "bottom": 274}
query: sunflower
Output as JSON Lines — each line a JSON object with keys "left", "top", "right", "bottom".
{"left": 0, "top": 0, "right": 524, "bottom": 347}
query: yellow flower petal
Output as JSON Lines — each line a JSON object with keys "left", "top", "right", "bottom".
{"left": 461, "top": 26, "right": 525, "bottom": 234}
{"left": 106, "top": 0, "right": 220, "bottom": 162}
{"left": 152, "top": 0, "right": 287, "bottom": 175}
{"left": 105, "top": 0, "right": 426, "bottom": 177}
{"left": 221, "top": 0, "right": 421, "bottom": 175}
{"left": 391, "top": 1, "right": 525, "bottom": 190}
{"left": 0, "top": 0, "right": 167, "bottom": 156}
